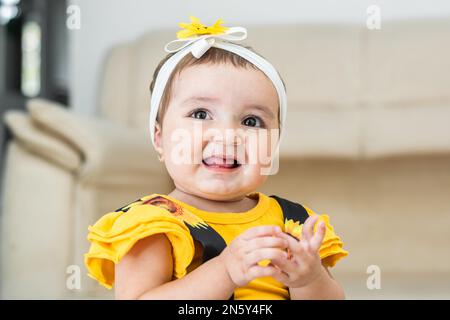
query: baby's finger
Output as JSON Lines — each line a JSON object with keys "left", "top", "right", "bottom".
{"left": 276, "top": 233, "right": 298, "bottom": 259}
{"left": 277, "top": 232, "right": 306, "bottom": 260}
{"left": 281, "top": 232, "right": 313, "bottom": 259}
{"left": 269, "top": 251, "right": 298, "bottom": 274}
{"left": 244, "top": 236, "right": 289, "bottom": 254}
{"left": 246, "top": 264, "right": 282, "bottom": 280}
{"left": 272, "top": 268, "right": 290, "bottom": 284}
{"left": 241, "top": 225, "right": 282, "bottom": 240}
{"left": 302, "top": 215, "right": 319, "bottom": 241}
{"left": 310, "top": 220, "right": 326, "bottom": 252}
{"left": 277, "top": 231, "right": 300, "bottom": 247}
{"left": 244, "top": 248, "right": 288, "bottom": 269}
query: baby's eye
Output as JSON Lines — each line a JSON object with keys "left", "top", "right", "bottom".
{"left": 242, "top": 116, "right": 264, "bottom": 128}
{"left": 189, "top": 109, "right": 211, "bottom": 120}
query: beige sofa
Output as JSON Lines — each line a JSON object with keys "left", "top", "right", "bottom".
{"left": 1, "top": 18, "right": 450, "bottom": 299}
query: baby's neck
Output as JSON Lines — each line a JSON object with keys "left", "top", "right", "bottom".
{"left": 168, "top": 188, "right": 258, "bottom": 213}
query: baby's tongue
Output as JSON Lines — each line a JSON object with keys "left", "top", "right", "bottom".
{"left": 204, "top": 156, "right": 235, "bottom": 167}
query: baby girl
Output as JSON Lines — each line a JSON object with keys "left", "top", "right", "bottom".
{"left": 84, "top": 16, "right": 348, "bottom": 300}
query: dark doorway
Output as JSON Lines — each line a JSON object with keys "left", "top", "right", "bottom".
{"left": 0, "top": 0, "right": 69, "bottom": 207}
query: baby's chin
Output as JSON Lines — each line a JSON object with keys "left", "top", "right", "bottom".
{"left": 167, "top": 164, "right": 269, "bottom": 200}
{"left": 188, "top": 181, "right": 257, "bottom": 201}
{"left": 188, "top": 189, "right": 251, "bottom": 202}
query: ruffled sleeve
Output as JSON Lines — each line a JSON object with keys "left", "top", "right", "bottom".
{"left": 303, "top": 206, "right": 349, "bottom": 268}
{"left": 84, "top": 198, "right": 195, "bottom": 289}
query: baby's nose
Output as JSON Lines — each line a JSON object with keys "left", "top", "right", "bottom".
{"left": 211, "top": 130, "right": 243, "bottom": 146}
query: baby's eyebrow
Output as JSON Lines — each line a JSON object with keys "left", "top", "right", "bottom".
{"left": 247, "top": 104, "right": 276, "bottom": 119}
{"left": 182, "top": 96, "right": 220, "bottom": 104}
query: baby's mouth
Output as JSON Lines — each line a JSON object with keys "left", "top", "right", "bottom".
{"left": 202, "top": 156, "right": 242, "bottom": 169}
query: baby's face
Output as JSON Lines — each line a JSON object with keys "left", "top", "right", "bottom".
{"left": 155, "top": 63, "right": 279, "bottom": 201}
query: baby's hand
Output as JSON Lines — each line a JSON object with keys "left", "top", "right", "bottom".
{"left": 219, "top": 225, "right": 289, "bottom": 287}
{"left": 271, "top": 215, "right": 327, "bottom": 288}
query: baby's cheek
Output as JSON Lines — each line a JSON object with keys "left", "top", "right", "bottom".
{"left": 241, "top": 165, "right": 269, "bottom": 186}
{"left": 246, "top": 132, "right": 276, "bottom": 165}
{"left": 164, "top": 160, "right": 198, "bottom": 187}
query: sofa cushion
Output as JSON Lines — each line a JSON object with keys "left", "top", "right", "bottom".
{"left": 364, "top": 104, "right": 450, "bottom": 157}
{"left": 3, "top": 110, "right": 81, "bottom": 171}
{"left": 281, "top": 104, "right": 362, "bottom": 158}
{"left": 364, "top": 18, "right": 450, "bottom": 104}
{"left": 26, "top": 98, "right": 168, "bottom": 185}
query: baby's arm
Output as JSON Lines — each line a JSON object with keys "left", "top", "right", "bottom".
{"left": 115, "top": 233, "right": 236, "bottom": 300}
{"left": 115, "top": 225, "right": 288, "bottom": 300}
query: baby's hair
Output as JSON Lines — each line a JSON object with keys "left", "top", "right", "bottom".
{"left": 149, "top": 43, "right": 286, "bottom": 127}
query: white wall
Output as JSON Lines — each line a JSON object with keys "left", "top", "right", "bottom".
{"left": 68, "top": 0, "right": 450, "bottom": 116}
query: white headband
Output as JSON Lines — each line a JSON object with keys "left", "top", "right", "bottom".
{"left": 149, "top": 18, "right": 287, "bottom": 157}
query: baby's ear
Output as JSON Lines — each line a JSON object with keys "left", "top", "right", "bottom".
{"left": 154, "top": 122, "right": 164, "bottom": 161}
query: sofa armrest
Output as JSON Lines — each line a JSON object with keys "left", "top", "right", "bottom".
{"left": 3, "top": 110, "right": 82, "bottom": 171}
{"left": 26, "top": 98, "right": 168, "bottom": 185}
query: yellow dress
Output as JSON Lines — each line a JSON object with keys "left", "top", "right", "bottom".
{"left": 84, "top": 192, "right": 348, "bottom": 299}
